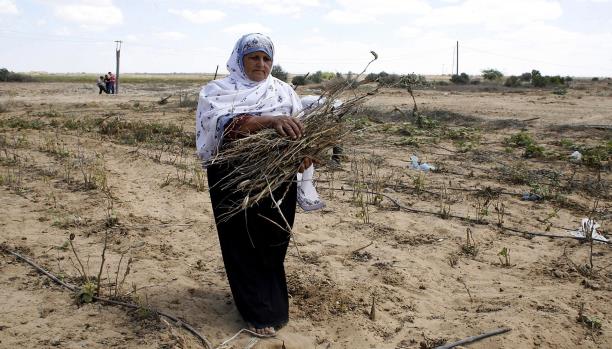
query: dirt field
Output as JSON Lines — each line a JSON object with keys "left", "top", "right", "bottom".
{"left": 0, "top": 79, "right": 610, "bottom": 349}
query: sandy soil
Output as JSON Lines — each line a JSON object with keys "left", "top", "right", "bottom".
{"left": 0, "top": 80, "right": 610, "bottom": 349}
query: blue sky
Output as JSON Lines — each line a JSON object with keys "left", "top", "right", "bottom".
{"left": 1, "top": 0, "right": 611, "bottom": 76}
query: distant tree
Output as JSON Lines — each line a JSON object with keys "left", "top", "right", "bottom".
{"left": 320, "top": 71, "right": 335, "bottom": 80}
{"left": 364, "top": 72, "right": 379, "bottom": 82}
{"left": 0, "top": 68, "right": 8, "bottom": 81}
{"left": 378, "top": 73, "right": 400, "bottom": 86}
{"left": 398, "top": 73, "right": 428, "bottom": 88}
{"left": 271, "top": 65, "right": 288, "bottom": 82}
{"left": 481, "top": 69, "right": 503, "bottom": 81}
{"left": 504, "top": 76, "right": 520, "bottom": 87}
{"left": 291, "top": 75, "right": 307, "bottom": 86}
{"left": 531, "top": 69, "right": 547, "bottom": 87}
{"left": 450, "top": 73, "right": 470, "bottom": 84}
{"left": 307, "top": 71, "right": 323, "bottom": 83}
{"left": 548, "top": 75, "right": 565, "bottom": 85}
{"left": 0, "top": 67, "right": 34, "bottom": 82}
{"left": 519, "top": 72, "right": 532, "bottom": 81}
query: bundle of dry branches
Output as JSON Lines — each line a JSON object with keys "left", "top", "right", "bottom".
{"left": 208, "top": 83, "right": 376, "bottom": 219}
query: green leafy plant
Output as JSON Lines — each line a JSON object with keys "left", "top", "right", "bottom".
{"left": 77, "top": 281, "right": 97, "bottom": 304}
{"left": 482, "top": 69, "right": 503, "bottom": 81}
{"left": 524, "top": 143, "right": 545, "bottom": 158}
{"left": 506, "top": 132, "right": 535, "bottom": 147}
{"left": 577, "top": 303, "right": 603, "bottom": 333}
{"left": 498, "top": 247, "right": 511, "bottom": 267}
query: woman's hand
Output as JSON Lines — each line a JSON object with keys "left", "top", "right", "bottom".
{"left": 268, "top": 116, "right": 304, "bottom": 140}
{"left": 231, "top": 115, "right": 304, "bottom": 139}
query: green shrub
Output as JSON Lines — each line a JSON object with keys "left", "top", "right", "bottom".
{"left": 504, "top": 76, "right": 520, "bottom": 87}
{"left": 398, "top": 73, "right": 427, "bottom": 88}
{"left": 364, "top": 72, "right": 379, "bottom": 82}
{"left": 559, "top": 139, "right": 575, "bottom": 149}
{"left": 1, "top": 117, "right": 45, "bottom": 129}
{"left": 529, "top": 70, "right": 568, "bottom": 87}
{"left": 307, "top": 71, "right": 323, "bottom": 84}
{"left": 552, "top": 87, "right": 567, "bottom": 95}
{"left": 450, "top": 73, "right": 470, "bottom": 84}
{"left": 320, "top": 72, "right": 335, "bottom": 80}
{"left": 506, "top": 132, "right": 535, "bottom": 147}
{"left": 520, "top": 72, "right": 532, "bottom": 81}
{"left": 271, "top": 65, "right": 288, "bottom": 82}
{"left": 0, "top": 68, "right": 35, "bottom": 82}
{"left": 531, "top": 70, "right": 548, "bottom": 87}
{"left": 548, "top": 75, "right": 565, "bottom": 85}
{"left": 291, "top": 75, "right": 307, "bottom": 86}
{"left": 482, "top": 69, "right": 503, "bottom": 81}
{"left": 524, "top": 143, "right": 545, "bottom": 158}
{"left": 378, "top": 73, "right": 400, "bottom": 86}
{"left": 592, "top": 77, "right": 599, "bottom": 81}
{"left": 582, "top": 144, "right": 611, "bottom": 168}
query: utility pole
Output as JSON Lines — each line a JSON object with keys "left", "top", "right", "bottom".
{"left": 456, "top": 41, "right": 459, "bottom": 75}
{"left": 451, "top": 45, "right": 455, "bottom": 76}
{"left": 115, "top": 40, "right": 122, "bottom": 94}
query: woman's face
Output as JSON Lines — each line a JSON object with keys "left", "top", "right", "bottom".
{"left": 243, "top": 51, "right": 272, "bottom": 82}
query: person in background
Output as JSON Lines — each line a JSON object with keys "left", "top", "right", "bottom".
{"left": 104, "top": 74, "right": 111, "bottom": 94}
{"left": 96, "top": 75, "right": 108, "bottom": 94}
{"left": 108, "top": 72, "right": 116, "bottom": 94}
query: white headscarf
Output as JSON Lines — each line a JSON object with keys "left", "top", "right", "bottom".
{"left": 196, "top": 33, "right": 302, "bottom": 162}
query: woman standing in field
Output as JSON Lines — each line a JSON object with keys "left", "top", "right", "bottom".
{"left": 196, "top": 33, "right": 312, "bottom": 337}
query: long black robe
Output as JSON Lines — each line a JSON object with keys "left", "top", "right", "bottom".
{"left": 207, "top": 162, "right": 296, "bottom": 328}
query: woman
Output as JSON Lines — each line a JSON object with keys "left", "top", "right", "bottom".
{"left": 196, "top": 33, "right": 313, "bottom": 336}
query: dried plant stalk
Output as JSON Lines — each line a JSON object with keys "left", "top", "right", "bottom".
{"left": 209, "top": 88, "right": 376, "bottom": 220}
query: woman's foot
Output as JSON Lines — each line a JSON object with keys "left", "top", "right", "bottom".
{"left": 247, "top": 324, "right": 276, "bottom": 337}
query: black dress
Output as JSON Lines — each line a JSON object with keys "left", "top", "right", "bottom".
{"left": 207, "top": 161, "right": 297, "bottom": 328}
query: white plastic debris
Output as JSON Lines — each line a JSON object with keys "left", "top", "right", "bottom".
{"left": 570, "top": 218, "right": 608, "bottom": 242}
{"left": 300, "top": 95, "right": 343, "bottom": 112}
{"left": 410, "top": 155, "right": 436, "bottom": 172}
{"left": 569, "top": 151, "right": 582, "bottom": 162}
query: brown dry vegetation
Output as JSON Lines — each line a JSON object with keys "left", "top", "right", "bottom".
{"left": 0, "top": 79, "right": 611, "bottom": 349}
